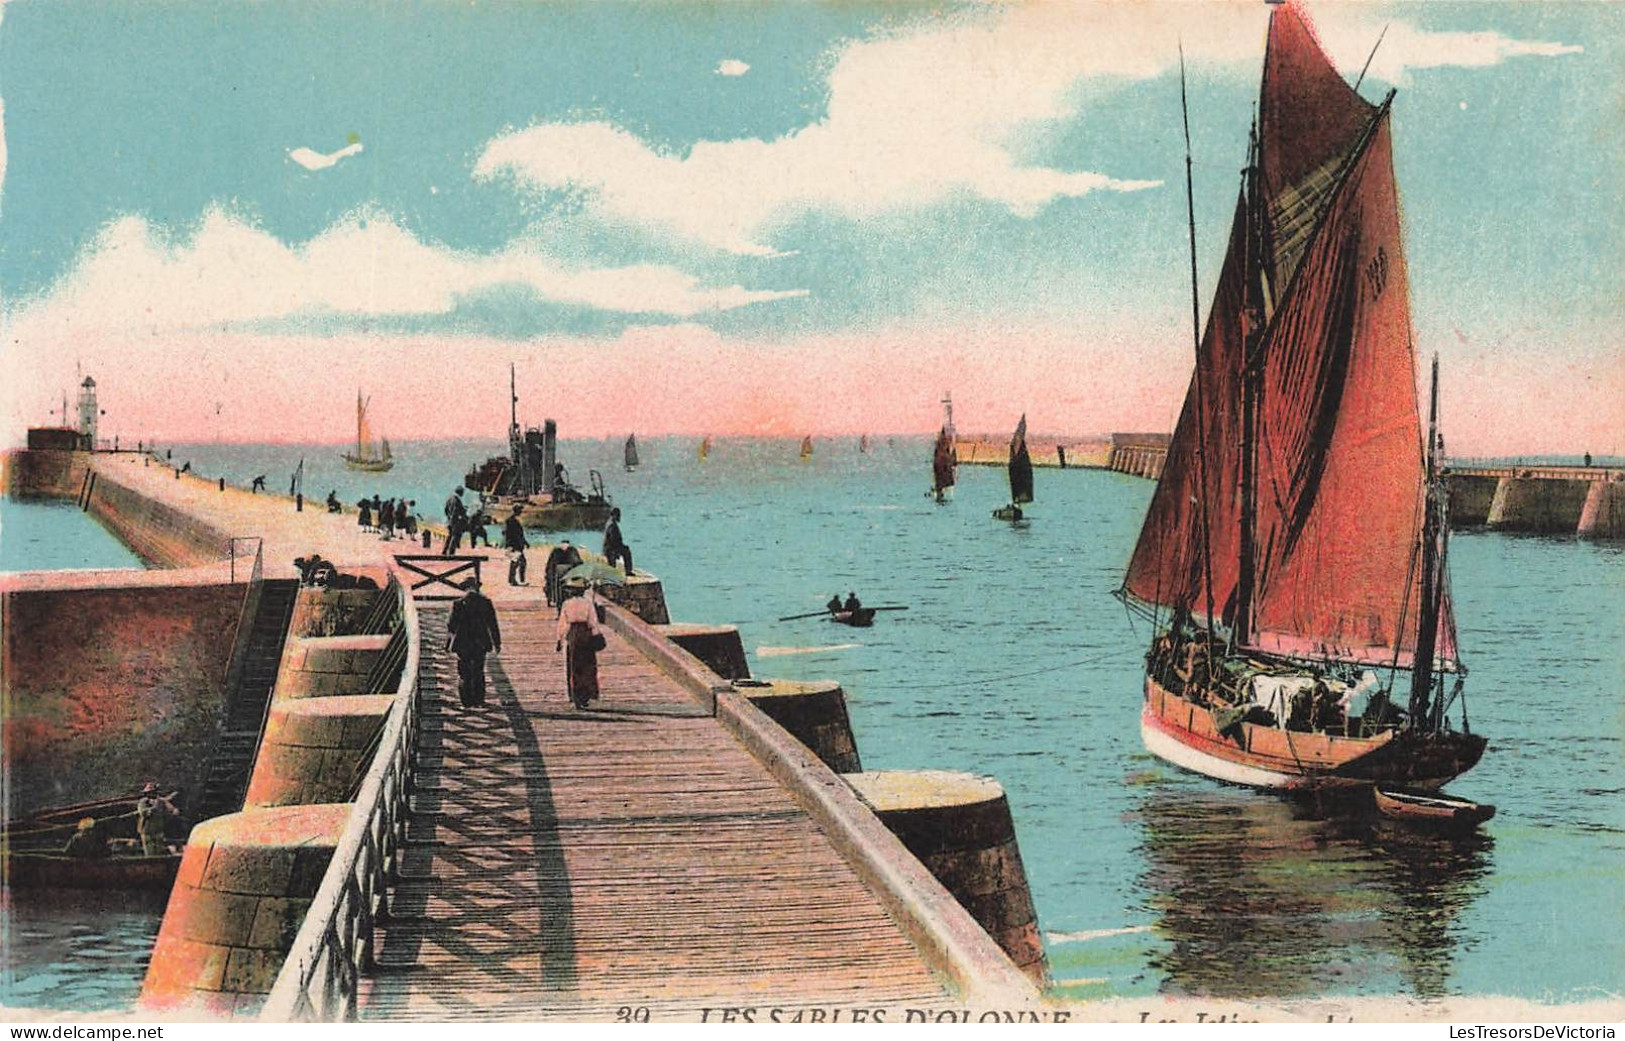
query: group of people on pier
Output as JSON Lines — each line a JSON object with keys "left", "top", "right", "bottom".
{"left": 356, "top": 493, "right": 421, "bottom": 543}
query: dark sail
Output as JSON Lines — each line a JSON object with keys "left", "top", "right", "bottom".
{"left": 624, "top": 434, "right": 639, "bottom": 469}
{"left": 932, "top": 427, "right": 956, "bottom": 493}
{"left": 1008, "top": 414, "right": 1034, "bottom": 505}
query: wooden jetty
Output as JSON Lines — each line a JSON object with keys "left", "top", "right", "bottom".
{"left": 4, "top": 446, "right": 1043, "bottom": 1020}
{"left": 358, "top": 603, "right": 951, "bottom": 1018}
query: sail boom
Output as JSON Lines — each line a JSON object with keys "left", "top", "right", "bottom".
{"left": 1243, "top": 632, "right": 1459, "bottom": 674}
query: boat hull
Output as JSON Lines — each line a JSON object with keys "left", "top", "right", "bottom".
{"left": 3, "top": 852, "right": 182, "bottom": 891}
{"left": 1374, "top": 787, "right": 1495, "bottom": 826}
{"left": 828, "top": 608, "right": 875, "bottom": 628}
{"left": 343, "top": 454, "right": 394, "bottom": 473}
{"left": 490, "top": 497, "right": 612, "bottom": 533}
{"left": 1141, "top": 676, "right": 1485, "bottom": 791}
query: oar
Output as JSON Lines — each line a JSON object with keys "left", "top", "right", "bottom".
{"left": 778, "top": 605, "right": 910, "bottom": 621}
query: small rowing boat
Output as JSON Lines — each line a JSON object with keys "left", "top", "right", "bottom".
{"left": 1374, "top": 787, "right": 1495, "bottom": 827}
{"left": 4, "top": 851, "right": 183, "bottom": 890}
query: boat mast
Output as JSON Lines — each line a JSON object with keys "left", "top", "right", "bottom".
{"left": 355, "top": 391, "right": 365, "bottom": 456}
{"left": 1178, "top": 45, "right": 1219, "bottom": 648}
{"left": 509, "top": 362, "right": 528, "bottom": 494}
{"left": 1234, "top": 115, "right": 1263, "bottom": 649}
{"left": 1408, "top": 353, "right": 1444, "bottom": 729}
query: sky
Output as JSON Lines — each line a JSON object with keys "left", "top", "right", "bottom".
{"left": 1, "top": 1, "right": 1619, "bottom": 451}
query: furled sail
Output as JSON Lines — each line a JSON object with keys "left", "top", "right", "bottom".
{"left": 1009, "top": 414, "right": 1034, "bottom": 505}
{"left": 932, "top": 426, "right": 956, "bottom": 494}
{"left": 625, "top": 434, "right": 639, "bottom": 469}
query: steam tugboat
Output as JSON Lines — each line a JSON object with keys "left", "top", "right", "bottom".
{"left": 463, "top": 366, "right": 614, "bottom": 533}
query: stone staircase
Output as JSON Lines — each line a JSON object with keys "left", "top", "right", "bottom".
{"left": 193, "top": 578, "right": 300, "bottom": 821}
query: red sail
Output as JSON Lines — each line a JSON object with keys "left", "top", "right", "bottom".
{"left": 1258, "top": 2, "right": 1376, "bottom": 304}
{"left": 1246, "top": 116, "right": 1456, "bottom": 669}
{"left": 1122, "top": 196, "right": 1248, "bottom": 621}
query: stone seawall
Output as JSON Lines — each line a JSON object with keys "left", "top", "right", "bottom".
{"left": 1, "top": 448, "right": 92, "bottom": 499}
{"left": 955, "top": 436, "right": 1112, "bottom": 469}
{"left": 1, "top": 571, "right": 249, "bottom": 818}
{"left": 87, "top": 467, "right": 236, "bottom": 568}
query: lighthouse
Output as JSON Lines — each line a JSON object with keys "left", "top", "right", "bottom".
{"left": 77, "top": 376, "right": 99, "bottom": 449}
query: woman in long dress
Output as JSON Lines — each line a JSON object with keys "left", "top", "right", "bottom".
{"left": 555, "top": 585, "right": 605, "bottom": 709}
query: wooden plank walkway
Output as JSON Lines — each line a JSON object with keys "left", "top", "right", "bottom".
{"left": 358, "top": 603, "right": 949, "bottom": 1020}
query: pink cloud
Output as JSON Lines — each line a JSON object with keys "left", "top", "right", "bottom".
{"left": 5, "top": 321, "right": 1618, "bottom": 457}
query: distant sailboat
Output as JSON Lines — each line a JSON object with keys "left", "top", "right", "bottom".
{"left": 624, "top": 434, "right": 640, "bottom": 472}
{"left": 859, "top": 434, "right": 870, "bottom": 454}
{"left": 698, "top": 436, "right": 712, "bottom": 461}
{"left": 800, "top": 435, "right": 813, "bottom": 461}
{"left": 931, "top": 426, "right": 956, "bottom": 503}
{"left": 343, "top": 391, "right": 393, "bottom": 472}
{"left": 994, "top": 414, "right": 1033, "bottom": 521}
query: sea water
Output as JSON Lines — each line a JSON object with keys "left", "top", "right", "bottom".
{"left": 4, "top": 437, "right": 1620, "bottom": 1008}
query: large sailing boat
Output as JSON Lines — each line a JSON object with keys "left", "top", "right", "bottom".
{"left": 1118, "top": 3, "right": 1484, "bottom": 791}
{"left": 342, "top": 392, "right": 393, "bottom": 472}
{"left": 993, "top": 414, "right": 1033, "bottom": 521}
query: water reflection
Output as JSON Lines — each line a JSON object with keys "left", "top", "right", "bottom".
{"left": 1, "top": 887, "right": 167, "bottom": 1012}
{"left": 1132, "top": 785, "right": 1493, "bottom": 998}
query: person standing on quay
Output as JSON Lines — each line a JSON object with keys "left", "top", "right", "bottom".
{"left": 556, "top": 583, "right": 605, "bottom": 709}
{"left": 544, "top": 539, "right": 582, "bottom": 608}
{"left": 442, "top": 487, "right": 468, "bottom": 556}
{"left": 446, "top": 577, "right": 501, "bottom": 708}
{"left": 356, "top": 496, "right": 373, "bottom": 532}
{"left": 504, "top": 505, "right": 529, "bottom": 586}
{"left": 602, "top": 507, "right": 633, "bottom": 576}
{"left": 379, "top": 497, "right": 396, "bottom": 539}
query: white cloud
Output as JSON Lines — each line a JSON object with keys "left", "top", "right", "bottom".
{"left": 1311, "top": 8, "right": 1582, "bottom": 85}
{"left": 288, "top": 140, "right": 364, "bottom": 171}
{"left": 4, "top": 209, "right": 807, "bottom": 336}
{"left": 473, "top": 3, "right": 1580, "bottom": 256}
{"left": 715, "top": 59, "right": 750, "bottom": 77}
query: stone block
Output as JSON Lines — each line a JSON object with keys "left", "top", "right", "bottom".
{"left": 179, "top": 889, "right": 261, "bottom": 947}
{"left": 247, "top": 896, "right": 312, "bottom": 950}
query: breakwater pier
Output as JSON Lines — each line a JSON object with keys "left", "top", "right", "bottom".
{"left": 1443, "top": 463, "right": 1625, "bottom": 538}
{"left": 955, "top": 436, "right": 1625, "bottom": 539}
{"left": 3, "top": 448, "right": 1045, "bottom": 1020}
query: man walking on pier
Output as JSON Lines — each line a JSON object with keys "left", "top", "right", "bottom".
{"left": 447, "top": 577, "right": 501, "bottom": 708}
{"left": 504, "top": 505, "right": 529, "bottom": 585}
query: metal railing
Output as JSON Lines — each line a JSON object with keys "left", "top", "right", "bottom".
{"left": 229, "top": 536, "right": 264, "bottom": 585}
{"left": 1446, "top": 463, "right": 1619, "bottom": 482}
{"left": 260, "top": 572, "right": 421, "bottom": 1021}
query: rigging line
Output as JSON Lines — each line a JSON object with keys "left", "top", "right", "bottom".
{"left": 1353, "top": 23, "right": 1390, "bottom": 94}
{"left": 1178, "top": 42, "right": 1219, "bottom": 644}
{"left": 902, "top": 647, "right": 1144, "bottom": 693}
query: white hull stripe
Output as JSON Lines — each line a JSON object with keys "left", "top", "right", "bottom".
{"left": 1140, "top": 711, "right": 1299, "bottom": 789}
